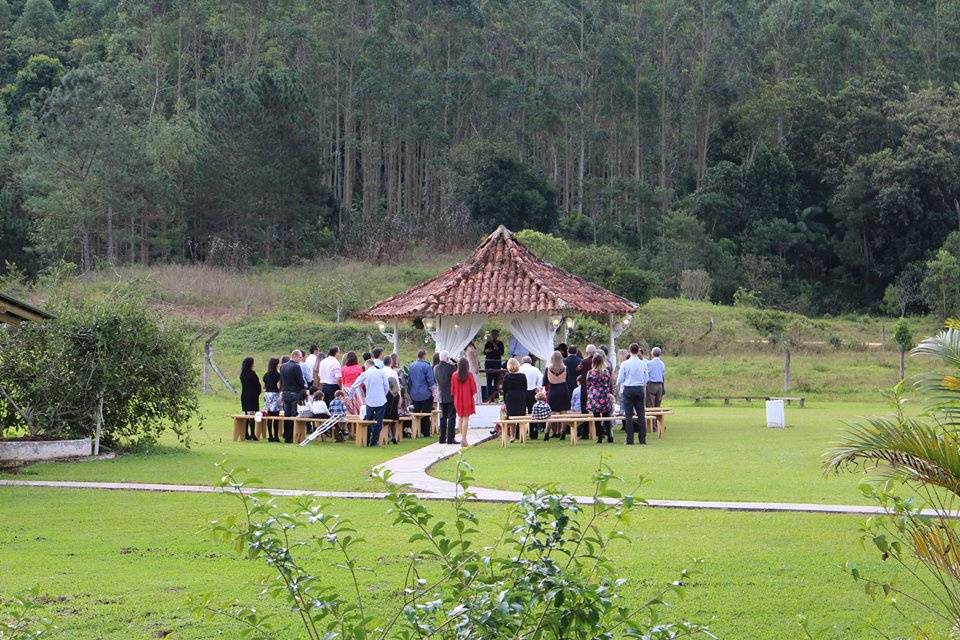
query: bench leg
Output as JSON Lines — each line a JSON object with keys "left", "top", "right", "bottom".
{"left": 658, "top": 415, "right": 665, "bottom": 439}
{"left": 588, "top": 422, "right": 596, "bottom": 441}
{"left": 233, "top": 418, "right": 246, "bottom": 442}
{"left": 570, "top": 422, "right": 578, "bottom": 445}
{"left": 293, "top": 422, "right": 306, "bottom": 445}
{"left": 355, "top": 425, "right": 366, "bottom": 447}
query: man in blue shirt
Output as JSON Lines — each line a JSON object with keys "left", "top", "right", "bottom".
{"left": 615, "top": 343, "right": 649, "bottom": 445}
{"left": 349, "top": 359, "right": 390, "bottom": 446}
{"left": 646, "top": 347, "right": 666, "bottom": 407}
{"left": 407, "top": 349, "right": 437, "bottom": 437}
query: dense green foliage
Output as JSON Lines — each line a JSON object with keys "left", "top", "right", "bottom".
{"left": 0, "top": 292, "right": 198, "bottom": 445}
{"left": 1, "top": 1, "right": 960, "bottom": 312}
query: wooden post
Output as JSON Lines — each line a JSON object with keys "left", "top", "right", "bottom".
{"left": 783, "top": 348, "right": 792, "bottom": 392}
{"left": 93, "top": 393, "right": 104, "bottom": 456}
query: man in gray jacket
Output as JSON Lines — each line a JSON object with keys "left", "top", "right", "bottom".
{"left": 434, "top": 350, "right": 458, "bottom": 444}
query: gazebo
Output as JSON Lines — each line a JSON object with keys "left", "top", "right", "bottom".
{"left": 361, "top": 226, "right": 638, "bottom": 360}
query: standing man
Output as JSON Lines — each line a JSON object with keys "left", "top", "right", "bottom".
{"left": 434, "top": 350, "right": 457, "bottom": 444}
{"left": 408, "top": 349, "right": 437, "bottom": 437}
{"left": 300, "top": 347, "right": 315, "bottom": 390}
{"left": 616, "top": 343, "right": 649, "bottom": 445}
{"left": 371, "top": 347, "right": 385, "bottom": 369}
{"left": 563, "top": 346, "right": 582, "bottom": 396}
{"left": 646, "top": 346, "right": 666, "bottom": 407}
{"left": 279, "top": 350, "right": 308, "bottom": 443}
{"left": 482, "top": 330, "right": 505, "bottom": 401}
{"left": 577, "top": 345, "right": 596, "bottom": 413}
{"left": 349, "top": 359, "right": 390, "bottom": 446}
{"left": 518, "top": 355, "right": 543, "bottom": 412}
{"left": 304, "top": 345, "right": 320, "bottom": 378}
{"left": 317, "top": 346, "right": 342, "bottom": 404}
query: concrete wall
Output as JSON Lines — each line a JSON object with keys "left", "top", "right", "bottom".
{"left": 0, "top": 438, "right": 93, "bottom": 463}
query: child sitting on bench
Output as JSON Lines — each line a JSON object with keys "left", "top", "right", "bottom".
{"left": 530, "top": 389, "right": 552, "bottom": 440}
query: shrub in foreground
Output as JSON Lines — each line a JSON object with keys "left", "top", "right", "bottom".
{"left": 196, "top": 460, "right": 714, "bottom": 639}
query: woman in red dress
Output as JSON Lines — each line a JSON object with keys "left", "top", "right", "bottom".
{"left": 450, "top": 357, "right": 478, "bottom": 448}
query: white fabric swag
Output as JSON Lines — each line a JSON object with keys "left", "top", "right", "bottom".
{"left": 430, "top": 314, "right": 485, "bottom": 358}
{"left": 507, "top": 314, "right": 560, "bottom": 362}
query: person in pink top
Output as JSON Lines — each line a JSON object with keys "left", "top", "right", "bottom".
{"left": 339, "top": 351, "right": 365, "bottom": 414}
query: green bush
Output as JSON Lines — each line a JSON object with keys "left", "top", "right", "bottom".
{"left": 0, "top": 293, "right": 199, "bottom": 445}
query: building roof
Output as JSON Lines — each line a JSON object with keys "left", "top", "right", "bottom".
{"left": 0, "top": 292, "right": 53, "bottom": 325}
{"left": 361, "top": 226, "right": 638, "bottom": 320}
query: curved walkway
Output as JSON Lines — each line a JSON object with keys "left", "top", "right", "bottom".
{"left": 0, "top": 405, "right": 943, "bottom": 517}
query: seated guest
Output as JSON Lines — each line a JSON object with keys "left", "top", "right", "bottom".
{"left": 309, "top": 390, "right": 329, "bottom": 418}
{"left": 530, "top": 389, "right": 552, "bottom": 440}
{"left": 329, "top": 390, "right": 348, "bottom": 416}
{"left": 296, "top": 390, "right": 312, "bottom": 417}
{"left": 501, "top": 358, "right": 528, "bottom": 420}
{"left": 519, "top": 355, "right": 543, "bottom": 420}
{"left": 239, "top": 356, "right": 261, "bottom": 441}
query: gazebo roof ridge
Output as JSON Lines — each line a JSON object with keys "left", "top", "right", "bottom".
{"left": 360, "top": 227, "right": 638, "bottom": 320}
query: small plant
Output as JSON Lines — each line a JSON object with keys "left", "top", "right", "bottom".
{"left": 0, "top": 588, "right": 51, "bottom": 639}
{"left": 196, "top": 459, "right": 715, "bottom": 639}
{"left": 828, "top": 335, "right": 842, "bottom": 350}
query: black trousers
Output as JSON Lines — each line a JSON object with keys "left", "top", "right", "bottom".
{"left": 281, "top": 391, "right": 300, "bottom": 443}
{"left": 484, "top": 360, "right": 502, "bottom": 400}
{"left": 321, "top": 383, "right": 340, "bottom": 404}
{"left": 439, "top": 401, "right": 456, "bottom": 443}
{"left": 621, "top": 385, "right": 646, "bottom": 444}
{"left": 413, "top": 399, "right": 433, "bottom": 436}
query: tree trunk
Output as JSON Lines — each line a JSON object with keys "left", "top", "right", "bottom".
{"left": 106, "top": 206, "right": 115, "bottom": 264}
{"left": 783, "top": 348, "right": 791, "bottom": 392}
{"left": 899, "top": 349, "right": 906, "bottom": 382}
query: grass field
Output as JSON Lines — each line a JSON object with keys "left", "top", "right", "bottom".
{"left": 432, "top": 401, "right": 902, "bottom": 505}
{"left": 0, "top": 395, "right": 433, "bottom": 492}
{"left": 0, "top": 486, "right": 931, "bottom": 640}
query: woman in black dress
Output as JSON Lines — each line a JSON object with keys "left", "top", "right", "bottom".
{"left": 239, "top": 357, "right": 261, "bottom": 441}
{"left": 501, "top": 357, "right": 528, "bottom": 418}
{"left": 545, "top": 350, "right": 570, "bottom": 440}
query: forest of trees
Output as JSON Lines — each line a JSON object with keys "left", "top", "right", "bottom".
{"left": 2, "top": 0, "right": 960, "bottom": 314}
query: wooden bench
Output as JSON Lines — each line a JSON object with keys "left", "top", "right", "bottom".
{"left": 495, "top": 408, "right": 673, "bottom": 446}
{"left": 694, "top": 396, "right": 805, "bottom": 407}
{"left": 409, "top": 410, "right": 441, "bottom": 437}
{"left": 232, "top": 414, "right": 416, "bottom": 446}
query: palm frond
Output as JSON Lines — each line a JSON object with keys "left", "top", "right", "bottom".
{"left": 824, "top": 415, "right": 960, "bottom": 497}
{"left": 914, "top": 329, "right": 960, "bottom": 374}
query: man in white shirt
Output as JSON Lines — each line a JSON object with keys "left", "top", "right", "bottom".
{"left": 615, "top": 343, "right": 649, "bottom": 445}
{"left": 304, "top": 345, "right": 320, "bottom": 374}
{"left": 646, "top": 347, "right": 666, "bottom": 407}
{"left": 348, "top": 359, "right": 390, "bottom": 446}
{"left": 317, "top": 346, "right": 342, "bottom": 403}
{"left": 519, "top": 355, "right": 543, "bottom": 413}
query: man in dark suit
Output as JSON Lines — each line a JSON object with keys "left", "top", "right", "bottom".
{"left": 562, "top": 346, "right": 582, "bottom": 397}
{"left": 279, "top": 350, "right": 307, "bottom": 442}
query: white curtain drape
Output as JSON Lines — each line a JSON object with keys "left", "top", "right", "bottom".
{"left": 507, "top": 314, "right": 559, "bottom": 362}
{"left": 429, "top": 314, "right": 485, "bottom": 357}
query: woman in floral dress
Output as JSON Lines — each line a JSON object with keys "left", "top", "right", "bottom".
{"left": 585, "top": 353, "right": 614, "bottom": 444}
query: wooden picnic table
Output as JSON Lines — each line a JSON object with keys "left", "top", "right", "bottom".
{"left": 495, "top": 408, "right": 674, "bottom": 446}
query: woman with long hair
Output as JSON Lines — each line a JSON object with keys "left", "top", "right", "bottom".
{"left": 544, "top": 350, "right": 570, "bottom": 440}
{"left": 340, "top": 351, "right": 365, "bottom": 415}
{"left": 586, "top": 353, "right": 614, "bottom": 444}
{"left": 262, "top": 357, "right": 282, "bottom": 442}
{"left": 465, "top": 341, "right": 483, "bottom": 405}
{"left": 450, "top": 357, "right": 478, "bottom": 447}
{"left": 239, "top": 356, "right": 261, "bottom": 441}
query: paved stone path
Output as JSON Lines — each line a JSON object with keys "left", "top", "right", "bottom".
{"left": 0, "top": 404, "right": 943, "bottom": 517}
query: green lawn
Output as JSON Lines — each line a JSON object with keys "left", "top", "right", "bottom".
{"left": 432, "top": 401, "right": 898, "bottom": 505}
{"left": 1, "top": 395, "right": 432, "bottom": 492}
{"left": 0, "top": 486, "right": 933, "bottom": 639}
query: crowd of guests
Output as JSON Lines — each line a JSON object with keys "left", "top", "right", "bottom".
{"left": 483, "top": 335, "right": 666, "bottom": 445}
{"left": 238, "top": 335, "right": 666, "bottom": 448}
{"left": 239, "top": 345, "right": 479, "bottom": 447}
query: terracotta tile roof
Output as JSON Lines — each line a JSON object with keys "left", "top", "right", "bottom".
{"left": 361, "top": 226, "right": 638, "bottom": 320}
